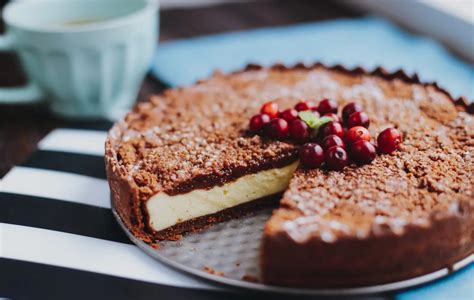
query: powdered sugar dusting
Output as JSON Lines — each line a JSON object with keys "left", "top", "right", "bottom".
{"left": 109, "top": 65, "right": 473, "bottom": 245}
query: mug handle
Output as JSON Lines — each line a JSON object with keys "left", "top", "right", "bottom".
{"left": 0, "top": 32, "right": 43, "bottom": 104}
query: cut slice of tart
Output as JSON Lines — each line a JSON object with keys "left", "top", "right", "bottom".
{"left": 106, "top": 65, "right": 302, "bottom": 241}
{"left": 106, "top": 63, "right": 473, "bottom": 287}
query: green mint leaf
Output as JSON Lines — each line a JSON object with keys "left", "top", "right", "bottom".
{"left": 312, "top": 116, "right": 333, "bottom": 130}
{"left": 298, "top": 111, "right": 319, "bottom": 128}
{"left": 298, "top": 111, "right": 332, "bottom": 129}
{"left": 298, "top": 112, "right": 333, "bottom": 138}
{"left": 311, "top": 116, "right": 333, "bottom": 137}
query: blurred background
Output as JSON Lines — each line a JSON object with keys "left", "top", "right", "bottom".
{"left": 0, "top": 0, "right": 472, "bottom": 176}
{"left": 158, "top": 0, "right": 473, "bottom": 60}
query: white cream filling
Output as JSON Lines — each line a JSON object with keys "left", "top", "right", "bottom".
{"left": 147, "top": 161, "right": 299, "bottom": 232}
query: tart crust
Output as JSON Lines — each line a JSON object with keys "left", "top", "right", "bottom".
{"left": 106, "top": 63, "right": 473, "bottom": 286}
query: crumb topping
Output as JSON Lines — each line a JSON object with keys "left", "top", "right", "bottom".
{"left": 108, "top": 66, "right": 473, "bottom": 241}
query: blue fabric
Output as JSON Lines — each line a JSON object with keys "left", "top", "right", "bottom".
{"left": 396, "top": 263, "right": 474, "bottom": 300}
{"left": 151, "top": 17, "right": 473, "bottom": 100}
{"left": 150, "top": 16, "right": 474, "bottom": 299}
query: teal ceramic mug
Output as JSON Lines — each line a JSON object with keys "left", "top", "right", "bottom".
{"left": 0, "top": 0, "right": 159, "bottom": 119}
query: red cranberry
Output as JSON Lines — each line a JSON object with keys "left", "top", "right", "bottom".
{"left": 350, "top": 140, "right": 377, "bottom": 165}
{"left": 323, "top": 113, "right": 340, "bottom": 123}
{"left": 319, "top": 121, "right": 344, "bottom": 139}
{"left": 345, "top": 126, "right": 370, "bottom": 145}
{"left": 325, "top": 146, "right": 348, "bottom": 170}
{"left": 342, "top": 102, "right": 363, "bottom": 122}
{"left": 300, "top": 143, "right": 325, "bottom": 168}
{"left": 279, "top": 108, "right": 299, "bottom": 122}
{"left": 317, "top": 99, "right": 338, "bottom": 115}
{"left": 377, "top": 128, "right": 402, "bottom": 154}
{"left": 294, "top": 100, "right": 316, "bottom": 112}
{"left": 347, "top": 111, "right": 370, "bottom": 128}
{"left": 260, "top": 101, "right": 279, "bottom": 119}
{"left": 265, "top": 118, "right": 289, "bottom": 140}
{"left": 249, "top": 114, "right": 271, "bottom": 132}
{"left": 321, "top": 134, "right": 345, "bottom": 150}
{"left": 289, "top": 119, "right": 310, "bottom": 143}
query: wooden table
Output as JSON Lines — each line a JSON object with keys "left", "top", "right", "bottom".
{"left": 0, "top": 0, "right": 361, "bottom": 177}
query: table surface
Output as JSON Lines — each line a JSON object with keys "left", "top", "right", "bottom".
{"left": 0, "top": 0, "right": 360, "bottom": 177}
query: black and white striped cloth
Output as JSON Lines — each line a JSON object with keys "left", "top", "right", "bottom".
{"left": 0, "top": 122, "right": 395, "bottom": 300}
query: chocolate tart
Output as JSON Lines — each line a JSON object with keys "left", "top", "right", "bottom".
{"left": 105, "top": 63, "right": 473, "bottom": 287}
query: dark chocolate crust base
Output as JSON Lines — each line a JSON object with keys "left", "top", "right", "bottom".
{"left": 107, "top": 156, "right": 150, "bottom": 242}
{"left": 151, "top": 193, "right": 281, "bottom": 241}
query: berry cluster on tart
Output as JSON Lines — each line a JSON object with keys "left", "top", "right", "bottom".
{"left": 248, "top": 99, "right": 402, "bottom": 171}
{"left": 106, "top": 63, "right": 473, "bottom": 287}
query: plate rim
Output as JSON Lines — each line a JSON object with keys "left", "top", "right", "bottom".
{"left": 112, "top": 208, "right": 473, "bottom": 296}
